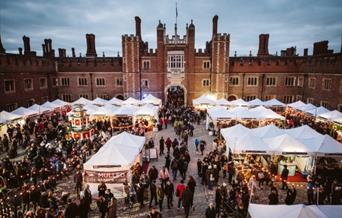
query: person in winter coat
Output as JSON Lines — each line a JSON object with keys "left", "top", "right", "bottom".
{"left": 176, "top": 180, "right": 186, "bottom": 208}
{"left": 268, "top": 188, "right": 279, "bottom": 205}
{"left": 164, "top": 180, "right": 174, "bottom": 209}
{"left": 205, "top": 203, "right": 216, "bottom": 218}
{"left": 97, "top": 196, "right": 108, "bottom": 218}
{"left": 149, "top": 180, "right": 158, "bottom": 208}
{"left": 107, "top": 196, "right": 117, "bottom": 218}
{"left": 157, "top": 184, "right": 164, "bottom": 211}
{"left": 187, "top": 176, "right": 196, "bottom": 205}
{"left": 64, "top": 199, "right": 79, "bottom": 218}
{"left": 285, "top": 185, "right": 297, "bottom": 205}
{"left": 182, "top": 186, "right": 193, "bottom": 218}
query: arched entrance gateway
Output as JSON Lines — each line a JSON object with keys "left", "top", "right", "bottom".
{"left": 165, "top": 85, "right": 187, "bottom": 107}
{"left": 228, "top": 94, "right": 238, "bottom": 101}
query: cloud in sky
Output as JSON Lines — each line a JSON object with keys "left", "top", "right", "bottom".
{"left": 0, "top": 0, "right": 341, "bottom": 56}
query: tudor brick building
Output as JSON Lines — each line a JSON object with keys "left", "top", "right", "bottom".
{"left": 0, "top": 15, "right": 341, "bottom": 111}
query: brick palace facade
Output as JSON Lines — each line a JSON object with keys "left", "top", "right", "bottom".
{"left": 0, "top": 15, "right": 341, "bottom": 111}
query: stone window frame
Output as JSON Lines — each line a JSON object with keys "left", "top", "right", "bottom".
{"left": 265, "top": 77, "right": 277, "bottom": 87}
{"left": 320, "top": 100, "right": 329, "bottom": 108}
{"left": 141, "top": 79, "right": 149, "bottom": 88}
{"left": 4, "top": 79, "right": 16, "bottom": 94}
{"left": 202, "top": 60, "right": 211, "bottom": 70}
{"left": 116, "top": 77, "right": 123, "bottom": 87}
{"left": 202, "top": 79, "right": 210, "bottom": 87}
{"left": 229, "top": 76, "right": 240, "bottom": 86}
{"left": 322, "top": 78, "right": 332, "bottom": 91}
{"left": 60, "top": 77, "right": 70, "bottom": 87}
{"left": 307, "top": 98, "right": 314, "bottom": 104}
{"left": 247, "top": 76, "right": 258, "bottom": 86}
{"left": 143, "top": 60, "right": 150, "bottom": 70}
{"left": 6, "top": 103, "right": 17, "bottom": 111}
{"left": 24, "top": 78, "right": 34, "bottom": 91}
{"left": 308, "top": 77, "right": 316, "bottom": 89}
{"left": 95, "top": 77, "right": 106, "bottom": 87}
{"left": 283, "top": 95, "right": 294, "bottom": 104}
{"left": 284, "top": 76, "right": 296, "bottom": 87}
{"left": 39, "top": 77, "right": 48, "bottom": 89}
{"left": 78, "top": 77, "right": 88, "bottom": 86}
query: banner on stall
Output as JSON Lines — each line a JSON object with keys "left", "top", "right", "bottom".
{"left": 84, "top": 170, "right": 128, "bottom": 184}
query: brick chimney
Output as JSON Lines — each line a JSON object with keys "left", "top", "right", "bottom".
{"left": 42, "top": 44, "right": 46, "bottom": 56}
{"left": 212, "top": 15, "right": 218, "bottom": 37}
{"left": 303, "top": 48, "right": 308, "bottom": 57}
{"left": 135, "top": 16, "right": 141, "bottom": 38}
{"left": 23, "top": 35, "right": 31, "bottom": 55}
{"left": 72, "top": 47, "right": 76, "bottom": 58}
{"left": 18, "top": 47, "right": 23, "bottom": 55}
{"left": 257, "top": 34, "right": 269, "bottom": 57}
{"left": 313, "top": 41, "right": 328, "bottom": 56}
{"left": 0, "top": 35, "right": 5, "bottom": 54}
{"left": 86, "top": 33, "right": 97, "bottom": 57}
{"left": 58, "top": 48, "right": 66, "bottom": 58}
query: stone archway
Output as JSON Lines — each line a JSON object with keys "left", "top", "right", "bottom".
{"left": 164, "top": 84, "right": 187, "bottom": 106}
{"left": 228, "top": 94, "right": 238, "bottom": 101}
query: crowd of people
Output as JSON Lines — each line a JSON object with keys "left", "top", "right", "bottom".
{"left": 0, "top": 93, "right": 341, "bottom": 218}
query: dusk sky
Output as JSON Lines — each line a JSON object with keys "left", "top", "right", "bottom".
{"left": 1, "top": 0, "right": 341, "bottom": 57}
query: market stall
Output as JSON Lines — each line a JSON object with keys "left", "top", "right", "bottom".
{"left": 112, "top": 105, "right": 139, "bottom": 131}
{"left": 192, "top": 94, "right": 217, "bottom": 110}
{"left": 133, "top": 104, "right": 159, "bottom": 132}
{"left": 123, "top": 97, "right": 143, "bottom": 106}
{"left": 108, "top": 97, "right": 123, "bottom": 106}
{"left": 83, "top": 132, "right": 145, "bottom": 197}
{"left": 248, "top": 204, "right": 342, "bottom": 218}
{"left": 92, "top": 97, "right": 109, "bottom": 106}
{"left": 141, "top": 94, "right": 162, "bottom": 106}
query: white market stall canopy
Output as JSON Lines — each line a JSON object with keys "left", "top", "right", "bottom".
{"left": 134, "top": 104, "right": 159, "bottom": 117}
{"left": 221, "top": 124, "right": 342, "bottom": 155}
{"left": 41, "top": 101, "right": 60, "bottom": 110}
{"left": 287, "top": 100, "right": 307, "bottom": 110}
{"left": 229, "top": 98, "right": 250, "bottom": 107}
{"left": 306, "top": 106, "right": 329, "bottom": 116}
{"left": 319, "top": 110, "right": 342, "bottom": 123}
{"left": 84, "top": 132, "right": 145, "bottom": 171}
{"left": 251, "top": 124, "right": 284, "bottom": 138}
{"left": 248, "top": 98, "right": 265, "bottom": 107}
{"left": 248, "top": 204, "right": 342, "bottom": 218}
{"left": 0, "top": 111, "right": 22, "bottom": 124}
{"left": 28, "top": 104, "right": 51, "bottom": 114}
{"left": 52, "top": 99, "right": 69, "bottom": 107}
{"left": 12, "top": 107, "right": 37, "bottom": 117}
{"left": 92, "top": 97, "right": 109, "bottom": 106}
{"left": 207, "top": 107, "right": 234, "bottom": 120}
{"left": 113, "top": 105, "right": 139, "bottom": 116}
{"left": 193, "top": 94, "right": 217, "bottom": 106}
{"left": 141, "top": 94, "right": 162, "bottom": 106}
{"left": 108, "top": 97, "right": 123, "bottom": 106}
{"left": 123, "top": 97, "right": 143, "bottom": 106}
{"left": 72, "top": 97, "right": 93, "bottom": 105}
{"left": 216, "top": 98, "right": 230, "bottom": 106}
{"left": 297, "top": 103, "right": 317, "bottom": 112}
{"left": 263, "top": 98, "right": 286, "bottom": 107}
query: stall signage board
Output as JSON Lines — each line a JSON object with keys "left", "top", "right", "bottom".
{"left": 84, "top": 170, "right": 128, "bottom": 184}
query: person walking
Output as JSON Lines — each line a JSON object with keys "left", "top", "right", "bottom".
{"left": 165, "top": 180, "right": 174, "bottom": 209}
{"left": 205, "top": 202, "right": 216, "bottom": 218}
{"left": 281, "top": 165, "right": 289, "bottom": 190}
{"left": 187, "top": 176, "right": 196, "bottom": 206}
{"left": 176, "top": 180, "right": 186, "bottom": 209}
{"left": 157, "top": 184, "right": 164, "bottom": 211}
{"left": 182, "top": 186, "right": 193, "bottom": 218}
{"left": 107, "top": 196, "right": 117, "bottom": 218}
{"left": 159, "top": 167, "right": 170, "bottom": 189}
{"left": 159, "top": 137, "right": 165, "bottom": 155}
{"left": 285, "top": 185, "right": 297, "bottom": 205}
{"left": 149, "top": 180, "right": 158, "bottom": 208}
{"left": 171, "top": 158, "right": 179, "bottom": 181}
{"left": 194, "top": 138, "right": 200, "bottom": 152}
